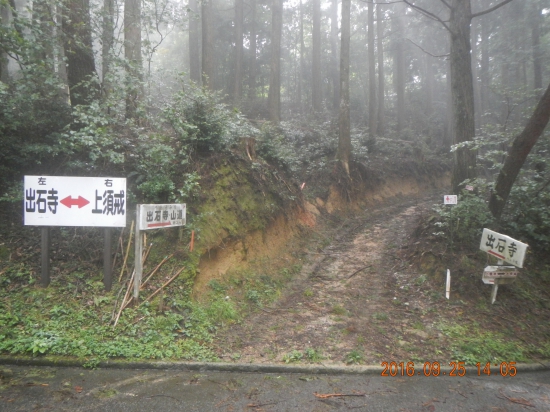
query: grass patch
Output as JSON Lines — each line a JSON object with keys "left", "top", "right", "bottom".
{"left": 439, "top": 322, "right": 527, "bottom": 365}
{"left": 304, "top": 348, "right": 325, "bottom": 362}
{"left": 345, "top": 349, "right": 363, "bottom": 365}
{"left": 282, "top": 350, "right": 303, "bottom": 363}
{"left": 282, "top": 348, "right": 325, "bottom": 363}
{"left": 373, "top": 312, "right": 388, "bottom": 321}
{"left": 331, "top": 305, "right": 347, "bottom": 316}
{"left": 303, "top": 288, "right": 314, "bottom": 298}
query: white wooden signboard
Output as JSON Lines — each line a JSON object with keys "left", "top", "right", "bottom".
{"left": 479, "top": 228, "right": 528, "bottom": 268}
{"left": 134, "top": 203, "right": 186, "bottom": 300}
{"left": 444, "top": 195, "right": 457, "bottom": 205}
{"left": 24, "top": 176, "right": 126, "bottom": 227}
{"left": 137, "top": 204, "right": 186, "bottom": 231}
{"left": 482, "top": 266, "right": 519, "bottom": 285}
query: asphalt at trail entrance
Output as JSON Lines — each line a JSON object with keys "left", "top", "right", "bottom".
{"left": 1, "top": 365, "right": 549, "bottom": 411}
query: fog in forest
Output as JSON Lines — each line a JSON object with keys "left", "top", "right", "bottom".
{"left": 3, "top": 0, "right": 548, "bottom": 133}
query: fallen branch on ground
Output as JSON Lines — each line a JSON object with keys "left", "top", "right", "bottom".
{"left": 314, "top": 392, "right": 366, "bottom": 399}
{"left": 140, "top": 254, "right": 174, "bottom": 290}
{"left": 347, "top": 265, "right": 372, "bottom": 279}
{"left": 497, "top": 389, "right": 535, "bottom": 408}
{"left": 138, "top": 267, "right": 185, "bottom": 307}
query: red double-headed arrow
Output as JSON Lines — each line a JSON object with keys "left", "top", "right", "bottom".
{"left": 60, "top": 196, "right": 90, "bottom": 209}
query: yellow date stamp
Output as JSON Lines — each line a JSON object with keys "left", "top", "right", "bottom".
{"left": 381, "top": 361, "right": 517, "bottom": 377}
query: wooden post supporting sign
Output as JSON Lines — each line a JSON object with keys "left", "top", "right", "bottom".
{"left": 41, "top": 227, "right": 50, "bottom": 287}
{"left": 104, "top": 227, "right": 113, "bottom": 291}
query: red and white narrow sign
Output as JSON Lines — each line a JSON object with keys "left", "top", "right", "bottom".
{"left": 444, "top": 195, "right": 457, "bottom": 205}
{"left": 138, "top": 204, "right": 186, "bottom": 231}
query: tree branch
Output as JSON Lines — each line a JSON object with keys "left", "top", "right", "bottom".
{"left": 489, "top": 81, "right": 550, "bottom": 219}
{"left": 406, "top": 38, "right": 449, "bottom": 59}
{"left": 358, "top": 1, "right": 403, "bottom": 4}
{"left": 401, "top": 0, "right": 452, "bottom": 34}
{"left": 471, "top": 0, "right": 514, "bottom": 19}
{"left": 438, "top": 0, "right": 451, "bottom": 9}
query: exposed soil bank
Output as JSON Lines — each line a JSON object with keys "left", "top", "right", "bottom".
{"left": 194, "top": 171, "right": 450, "bottom": 295}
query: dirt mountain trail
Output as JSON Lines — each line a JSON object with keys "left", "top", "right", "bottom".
{"left": 215, "top": 193, "right": 454, "bottom": 365}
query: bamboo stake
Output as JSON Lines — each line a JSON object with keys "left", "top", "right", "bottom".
{"left": 119, "top": 220, "right": 134, "bottom": 282}
{"left": 111, "top": 283, "right": 126, "bottom": 323}
{"left": 142, "top": 242, "right": 153, "bottom": 266}
{"left": 140, "top": 254, "right": 174, "bottom": 290}
{"left": 138, "top": 267, "right": 185, "bottom": 308}
{"left": 113, "top": 237, "right": 155, "bottom": 327}
{"left": 114, "top": 270, "right": 135, "bottom": 327}
{"left": 119, "top": 243, "right": 152, "bottom": 312}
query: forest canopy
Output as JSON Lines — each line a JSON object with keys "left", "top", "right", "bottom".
{"left": 1, "top": 0, "right": 549, "bottom": 249}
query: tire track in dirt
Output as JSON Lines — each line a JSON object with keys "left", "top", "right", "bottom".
{"left": 215, "top": 195, "right": 438, "bottom": 365}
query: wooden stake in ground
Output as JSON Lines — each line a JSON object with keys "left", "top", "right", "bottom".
{"left": 190, "top": 230, "right": 195, "bottom": 252}
{"left": 142, "top": 243, "right": 152, "bottom": 266}
{"left": 119, "top": 220, "right": 134, "bottom": 282}
{"left": 114, "top": 270, "right": 135, "bottom": 327}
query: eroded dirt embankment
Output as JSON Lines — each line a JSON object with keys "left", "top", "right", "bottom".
{"left": 194, "top": 171, "right": 450, "bottom": 295}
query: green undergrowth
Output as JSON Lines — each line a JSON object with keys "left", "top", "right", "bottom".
{"left": 202, "top": 263, "right": 302, "bottom": 324}
{"left": 0, "top": 258, "right": 303, "bottom": 363}
{"left": 438, "top": 321, "right": 550, "bottom": 365}
{"left": 0, "top": 139, "right": 303, "bottom": 363}
{"left": 0, "top": 262, "right": 223, "bottom": 363}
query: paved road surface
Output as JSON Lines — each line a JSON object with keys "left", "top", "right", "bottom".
{"left": 1, "top": 364, "right": 549, "bottom": 411}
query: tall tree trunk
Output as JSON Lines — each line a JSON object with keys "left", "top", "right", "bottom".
{"left": 479, "top": 15, "right": 489, "bottom": 124}
{"left": 367, "top": 0, "right": 376, "bottom": 136}
{"left": 56, "top": 4, "right": 70, "bottom": 104}
{"left": 471, "top": 18, "right": 481, "bottom": 128}
{"left": 489, "top": 82, "right": 550, "bottom": 219}
{"left": 188, "top": 0, "right": 201, "bottom": 84}
{"left": 338, "top": 0, "right": 351, "bottom": 176}
{"left": 298, "top": 0, "right": 305, "bottom": 113}
{"left": 531, "top": 0, "right": 542, "bottom": 91}
{"left": 376, "top": 4, "right": 385, "bottom": 135}
{"left": 510, "top": 1, "right": 523, "bottom": 88}
{"left": 449, "top": 0, "right": 476, "bottom": 193}
{"left": 1, "top": 2, "right": 10, "bottom": 82}
{"left": 312, "top": 0, "right": 321, "bottom": 114}
{"left": 248, "top": 0, "right": 257, "bottom": 100}
{"left": 445, "top": 57, "right": 453, "bottom": 149}
{"left": 124, "top": 0, "right": 142, "bottom": 117}
{"left": 425, "top": 52, "right": 433, "bottom": 118}
{"left": 102, "top": 0, "right": 115, "bottom": 98}
{"left": 393, "top": 12, "right": 405, "bottom": 136}
{"left": 233, "top": 0, "right": 243, "bottom": 103}
{"left": 201, "top": 0, "right": 215, "bottom": 89}
{"left": 330, "top": 0, "right": 339, "bottom": 112}
{"left": 268, "top": 0, "right": 282, "bottom": 123}
{"left": 33, "top": 0, "right": 54, "bottom": 69}
{"left": 63, "top": 0, "right": 98, "bottom": 106}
